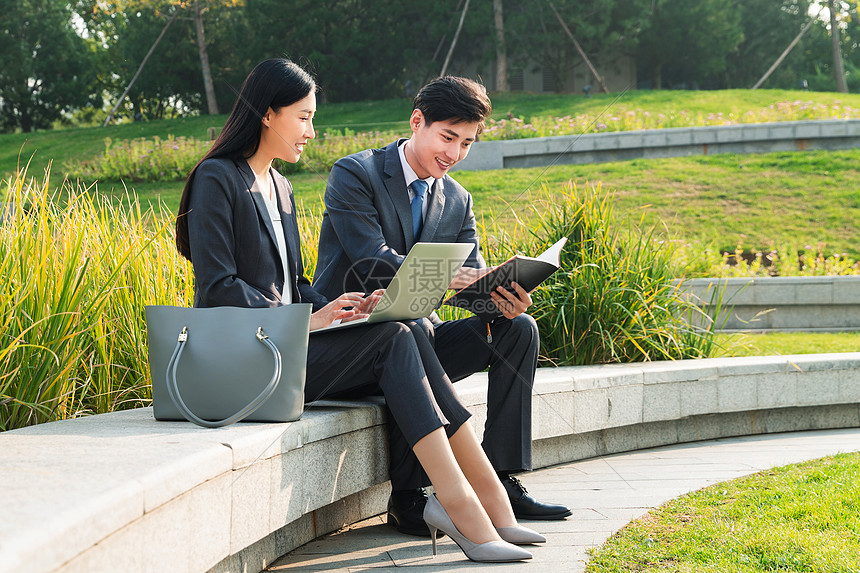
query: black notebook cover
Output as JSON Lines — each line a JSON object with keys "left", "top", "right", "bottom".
{"left": 443, "top": 237, "right": 567, "bottom": 321}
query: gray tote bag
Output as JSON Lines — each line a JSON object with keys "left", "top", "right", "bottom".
{"left": 146, "top": 304, "right": 311, "bottom": 428}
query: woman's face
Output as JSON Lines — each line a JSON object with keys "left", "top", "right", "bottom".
{"left": 262, "top": 91, "right": 316, "bottom": 163}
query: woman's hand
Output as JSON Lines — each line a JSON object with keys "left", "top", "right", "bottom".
{"left": 309, "top": 292, "right": 369, "bottom": 331}
{"left": 346, "top": 289, "right": 385, "bottom": 320}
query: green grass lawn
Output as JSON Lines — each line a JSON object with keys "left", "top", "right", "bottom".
{"left": 8, "top": 88, "right": 860, "bottom": 259}
{"left": 5, "top": 88, "right": 860, "bottom": 180}
{"left": 715, "top": 331, "right": 860, "bottom": 357}
{"left": 81, "top": 148, "right": 860, "bottom": 259}
{"left": 457, "top": 149, "right": 860, "bottom": 257}
{"left": 586, "top": 452, "right": 860, "bottom": 572}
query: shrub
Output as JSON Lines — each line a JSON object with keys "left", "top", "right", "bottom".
{"left": 1, "top": 167, "right": 720, "bottom": 429}
{"left": 64, "top": 135, "right": 211, "bottom": 182}
{"left": 0, "top": 167, "right": 330, "bottom": 431}
{"left": 479, "top": 183, "right": 720, "bottom": 366}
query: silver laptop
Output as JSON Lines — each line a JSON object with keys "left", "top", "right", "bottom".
{"left": 312, "top": 242, "right": 474, "bottom": 333}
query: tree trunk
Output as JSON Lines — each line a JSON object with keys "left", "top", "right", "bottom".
{"left": 195, "top": 0, "right": 219, "bottom": 114}
{"left": 20, "top": 109, "right": 31, "bottom": 133}
{"left": 493, "top": 0, "right": 507, "bottom": 91}
{"left": 828, "top": 0, "right": 848, "bottom": 93}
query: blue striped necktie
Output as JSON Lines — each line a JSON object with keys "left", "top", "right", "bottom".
{"left": 410, "top": 180, "right": 428, "bottom": 241}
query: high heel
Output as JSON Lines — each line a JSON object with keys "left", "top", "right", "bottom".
{"left": 423, "top": 494, "right": 533, "bottom": 562}
{"left": 496, "top": 525, "right": 546, "bottom": 544}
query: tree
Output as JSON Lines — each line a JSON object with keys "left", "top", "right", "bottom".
{"left": 0, "top": 0, "right": 98, "bottom": 132}
{"left": 241, "top": 0, "right": 465, "bottom": 103}
{"left": 828, "top": 0, "right": 849, "bottom": 91}
{"left": 87, "top": 0, "right": 248, "bottom": 120}
{"left": 493, "top": 0, "right": 507, "bottom": 91}
{"left": 636, "top": 0, "right": 744, "bottom": 89}
{"left": 787, "top": 0, "right": 860, "bottom": 91}
{"left": 501, "top": 0, "right": 650, "bottom": 93}
{"left": 730, "top": 0, "right": 815, "bottom": 89}
{"left": 193, "top": 0, "right": 219, "bottom": 114}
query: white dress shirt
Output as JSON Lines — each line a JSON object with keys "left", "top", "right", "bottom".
{"left": 257, "top": 170, "right": 292, "bottom": 304}
{"left": 398, "top": 140, "right": 435, "bottom": 221}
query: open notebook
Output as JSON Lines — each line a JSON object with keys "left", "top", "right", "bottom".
{"left": 311, "top": 242, "right": 474, "bottom": 333}
{"left": 443, "top": 237, "right": 568, "bottom": 321}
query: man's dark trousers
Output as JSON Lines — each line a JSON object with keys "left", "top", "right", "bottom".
{"left": 387, "top": 314, "right": 539, "bottom": 489}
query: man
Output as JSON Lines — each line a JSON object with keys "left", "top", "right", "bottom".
{"left": 313, "top": 76, "right": 571, "bottom": 535}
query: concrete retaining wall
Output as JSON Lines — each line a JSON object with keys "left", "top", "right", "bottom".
{"left": 452, "top": 119, "right": 860, "bottom": 171}
{"left": 682, "top": 275, "right": 860, "bottom": 331}
{"left": 2, "top": 353, "right": 859, "bottom": 573}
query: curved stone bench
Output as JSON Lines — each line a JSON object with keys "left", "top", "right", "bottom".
{"left": 2, "top": 353, "right": 859, "bottom": 573}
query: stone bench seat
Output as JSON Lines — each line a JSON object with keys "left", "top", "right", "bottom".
{"left": 3, "top": 354, "right": 860, "bottom": 573}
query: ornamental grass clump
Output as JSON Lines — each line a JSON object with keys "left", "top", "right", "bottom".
{"left": 0, "top": 165, "right": 193, "bottom": 431}
{"left": 481, "top": 182, "right": 720, "bottom": 366}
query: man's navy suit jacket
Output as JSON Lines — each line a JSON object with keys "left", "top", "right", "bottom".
{"left": 313, "top": 139, "right": 486, "bottom": 300}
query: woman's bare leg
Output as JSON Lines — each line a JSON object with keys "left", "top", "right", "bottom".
{"left": 448, "top": 422, "right": 518, "bottom": 528}
{"left": 412, "top": 428, "right": 503, "bottom": 544}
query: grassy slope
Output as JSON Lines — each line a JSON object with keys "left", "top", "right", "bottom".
{"left": 5, "top": 88, "right": 860, "bottom": 179}
{"left": 454, "top": 149, "right": 860, "bottom": 256}
{"left": 3, "top": 90, "right": 860, "bottom": 358}
{"left": 83, "top": 148, "right": 860, "bottom": 259}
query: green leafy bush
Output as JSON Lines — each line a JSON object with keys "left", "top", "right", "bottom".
{"left": 1, "top": 168, "right": 721, "bottom": 430}
{"left": 479, "top": 183, "right": 720, "bottom": 366}
{"left": 0, "top": 166, "right": 329, "bottom": 431}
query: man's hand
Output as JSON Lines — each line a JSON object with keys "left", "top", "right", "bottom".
{"left": 309, "top": 292, "right": 369, "bottom": 331}
{"left": 448, "top": 265, "right": 495, "bottom": 291}
{"left": 490, "top": 281, "right": 532, "bottom": 319}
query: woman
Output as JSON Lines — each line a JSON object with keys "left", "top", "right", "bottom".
{"left": 176, "top": 58, "right": 542, "bottom": 563}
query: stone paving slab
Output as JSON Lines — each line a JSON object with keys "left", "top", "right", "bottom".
{"left": 266, "top": 428, "right": 860, "bottom": 572}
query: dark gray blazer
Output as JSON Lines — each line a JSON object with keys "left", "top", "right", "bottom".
{"left": 186, "top": 157, "right": 328, "bottom": 311}
{"left": 313, "top": 139, "right": 485, "bottom": 300}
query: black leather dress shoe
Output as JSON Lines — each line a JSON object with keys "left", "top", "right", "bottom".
{"left": 502, "top": 475, "right": 572, "bottom": 520}
{"left": 386, "top": 488, "right": 441, "bottom": 537}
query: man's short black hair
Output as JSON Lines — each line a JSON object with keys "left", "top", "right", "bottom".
{"left": 413, "top": 76, "right": 492, "bottom": 134}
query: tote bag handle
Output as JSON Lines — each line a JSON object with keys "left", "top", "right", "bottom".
{"left": 165, "top": 325, "right": 282, "bottom": 428}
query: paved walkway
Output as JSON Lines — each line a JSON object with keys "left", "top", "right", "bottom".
{"left": 267, "top": 428, "right": 860, "bottom": 572}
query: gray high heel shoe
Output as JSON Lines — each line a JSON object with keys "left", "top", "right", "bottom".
{"left": 423, "top": 494, "right": 533, "bottom": 562}
{"left": 496, "top": 525, "right": 546, "bottom": 544}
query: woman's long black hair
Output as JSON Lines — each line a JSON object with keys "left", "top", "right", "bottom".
{"left": 175, "top": 58, "right": 316, "bottom": 261}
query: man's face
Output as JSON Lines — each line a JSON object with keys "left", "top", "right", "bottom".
{"left": 404, "top": 109, "right": 480, "bottom": 179}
